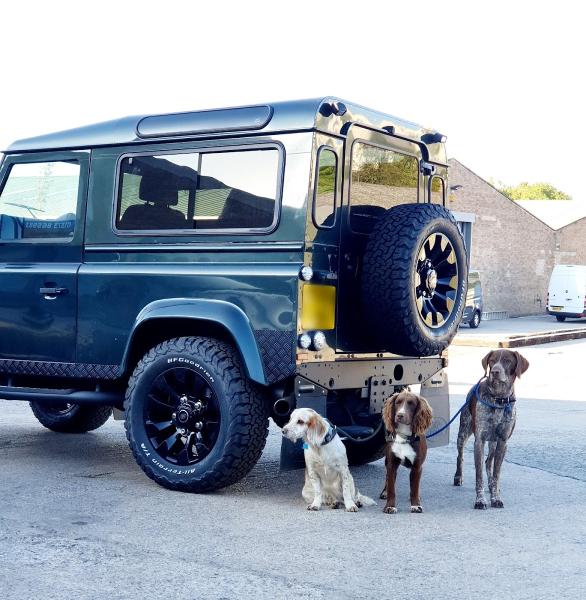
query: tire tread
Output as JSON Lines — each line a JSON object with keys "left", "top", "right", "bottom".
{"left": 124, "top": 336, "right": 268, "bottom": 493}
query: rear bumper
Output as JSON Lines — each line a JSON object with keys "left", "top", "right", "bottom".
{"left": 297, "top": 355, "right": 446, "bottom": 414}
{"left": 547, "top": 309, "right": 586, "bottom": 318}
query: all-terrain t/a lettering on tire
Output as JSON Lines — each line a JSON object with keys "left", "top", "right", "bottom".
{"left": 361, "top": 203, "right": 468, "bottom": 357}
{"left": 124, "top": 337, "right": 269, "bottom": 493}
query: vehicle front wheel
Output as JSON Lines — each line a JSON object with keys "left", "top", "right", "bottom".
{"left": 469, "top": 310, "right": 481, "bottom": 328}
{"left": 555, "top": 315, "right": 566, "bottom": 322}
{"left": 124, "top": 336, "right": 269, "bottom": 493}
{"left": 30, "top": 402, "right": 112, "bottom": 433}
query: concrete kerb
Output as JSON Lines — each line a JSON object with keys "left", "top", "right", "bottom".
{"left": 453, "top": 327, "right": 586, "bottom": 348}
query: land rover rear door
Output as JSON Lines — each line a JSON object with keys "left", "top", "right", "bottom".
{"left": 336, "top": 125, "right": 423, "bottom": 353}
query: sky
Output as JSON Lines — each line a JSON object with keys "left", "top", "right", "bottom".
{"left": 0, "top": 0, "right": 584, "bottom": 201}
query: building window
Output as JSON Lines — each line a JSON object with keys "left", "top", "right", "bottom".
{"left": 457, "top": 221, "right": 472, "bottom": 261}
{"left": 116, "top": 147, "right": 280, "bottom": 232}
{"left": 0, "top": 161, "right": 79, "bottom": 241}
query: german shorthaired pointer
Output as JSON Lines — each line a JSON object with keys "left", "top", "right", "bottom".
{"left": 380, "top": 391, "right": 433, "bottom": 514}
{"left": 454, "top": 349, "right": 530, "bottom": 509}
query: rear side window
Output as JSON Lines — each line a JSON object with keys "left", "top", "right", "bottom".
{"left": 115, "top": 147, "right": 280, "bottom": 232}
{"left": 430, "top": 175, "right": 445, "bottom": 205}
{"left": 0, "top": 161, "right": 79, "bottom": 241}
{"left": 313, "top": 147, "right": 337, "bottom": 228}
{"left": 350, "top": 142, "right": 418, "bottom": 233}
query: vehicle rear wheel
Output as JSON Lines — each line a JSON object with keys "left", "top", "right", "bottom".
{"left": 361, "top": 203, "right": 468, "bottom": 356}
{"left": 555, "top": 315, "right": 566, "bottom": 322}
{"left": 124, "top": 336, "right": 269, "bottom": 493}
{"left": 344, "top": 425, "right": 386, "bottom": 466}
{"left": 469, "top": 310, "right": 481, "bottom": 328}
{"left": 29, "top": 402, "right": 112, "bottom": 433}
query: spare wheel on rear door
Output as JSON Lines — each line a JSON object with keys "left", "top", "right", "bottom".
{"left": 361, "top": 203, "right": 468, "bottom": 357}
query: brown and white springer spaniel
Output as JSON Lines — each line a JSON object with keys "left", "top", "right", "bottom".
{"left": 380, "top": 391, "right": 433, "bottom": 514}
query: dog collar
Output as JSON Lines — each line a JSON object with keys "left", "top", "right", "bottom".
{"left": 473, "top": 383, "right": 516, "bottom": 414}
{"left": 386, "top": 432, "right": 419, "bottom": 444}
{"left": 321, "top": 421, "right": 337, "bottom": 446}
{"left": 302, "top": 420, "right": 337, "bottom": 450}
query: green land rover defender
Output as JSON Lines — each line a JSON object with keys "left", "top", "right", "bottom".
{"left": 0, "top": 98, "right": 467, "bottom": 492}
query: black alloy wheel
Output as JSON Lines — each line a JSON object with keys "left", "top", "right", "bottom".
{"left": 145, "top": 367, "right": 221, "bottom": 466}
{"left": 415, "top": 232, "right": 459, "bottom": 329}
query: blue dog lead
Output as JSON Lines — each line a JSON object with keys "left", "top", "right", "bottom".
{"left": 425, "top": 378, "right": 515, "bottom": 439}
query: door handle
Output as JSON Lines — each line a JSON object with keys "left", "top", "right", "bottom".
{"left": 40, "top": 287, "right": 69, "bottom": 299}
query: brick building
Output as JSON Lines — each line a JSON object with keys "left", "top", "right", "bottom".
{"left": 447, "top": 159, "right": 586, "bottom": 316}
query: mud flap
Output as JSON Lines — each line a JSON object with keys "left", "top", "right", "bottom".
{"left": 421, "top": 369, "right": 450, "bottom": 448}
{"left": 280, "top": 376, "right": 327, "bottom": 471}
{"left": 280, "top": 438, "right": 306, "bottom": 471}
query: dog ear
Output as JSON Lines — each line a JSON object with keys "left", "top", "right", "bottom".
{"left": 481, "top": 350, "right": 494, "bottom": 376}
{"left": 413, "top": 395, "right": 433, "bottom": 436}
{"left": 514, "top": 352, "right": 530, "bottom": 378}
{"left": 382, "top": 393, "right": 399, "bottom": 435}
{"left": 305, "top": 412, "right": 327, "bottom": 446}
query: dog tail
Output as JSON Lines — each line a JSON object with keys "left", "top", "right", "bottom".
{"left": 356, "top": 492, "right": 376, "bottom": 507}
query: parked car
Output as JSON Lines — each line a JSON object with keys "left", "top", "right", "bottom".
{"left": 0, "top": 98, "right": 468, "bottom": 492}
{"left": 547, "top": 264, "right": 586, "bottom": 322}
{"left": 462, "top": 270, "right": 483, "bottom": 328}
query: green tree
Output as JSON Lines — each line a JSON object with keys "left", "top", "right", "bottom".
{"left": 497, "top": 181, "right": 571, "bottom": 200}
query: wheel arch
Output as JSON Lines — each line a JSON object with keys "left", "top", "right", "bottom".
{"left": 121, "top": 299, "right": 267, "bottom": 385}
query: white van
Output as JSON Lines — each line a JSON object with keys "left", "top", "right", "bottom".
{"left": 547, "top": 265, "right": 586, "bottom": 322}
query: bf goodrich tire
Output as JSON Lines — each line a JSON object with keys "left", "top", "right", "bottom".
{"left": 29, "top": 402, "right": 112, "bottom": 433}
{"left": 124, "top": 337, "right": 269, "bottom": 493}
{"left": 361, "top": 203, "right": 468, "bottom": 356}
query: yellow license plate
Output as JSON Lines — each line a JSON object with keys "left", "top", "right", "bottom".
{"left": 550, "top": 306, "right": 563, "bottom": 312}
{"left": 301, "top": 284, "right": 336, "bottom": 330}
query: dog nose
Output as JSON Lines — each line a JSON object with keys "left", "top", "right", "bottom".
{"left": 396, "top": 413, "right": 405, "bottom": 423}
{"left": 491, "top": 364, "right": 503, "bottom": 376}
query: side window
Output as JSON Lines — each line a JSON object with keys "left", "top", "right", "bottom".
{"left": 430, "top": 175, "right": 445, "bottom": 205}
{"left": 116, "top": 147, "right": 280, "bottom": 232}
{"left": 313, "top": 147, "right": 337, "bottom": 228}
{"left": 350, "top": 142, "right": 418, "bottom": 233}
{"left": 0, "top": 161, "right": 80, "bottom": 241}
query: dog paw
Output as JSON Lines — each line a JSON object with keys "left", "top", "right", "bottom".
{"left": 410, "top": 505, "right": 423, "bottom": 513}
{"left": 307, "top": 504, "right": 320, "bottom": 511}
{"left": 383, "top": 506, "right": 397, "bottom": 514}
{"left": 345, "top": 504, "right": 359, "bottom": 512}
{"left": 474, "top": 499, "right": 488, "bottom": 510}
{"left": 491, "top": 498, "right": 504, "bottom": 508}
{"left": 379, "top": 490, "right": 387, "bottom": 500}
{"left": 453, "top": 476, "right": 463, "bottom": 486}
{"left": 330, "top": 502, "right": 343, "bottom": 510}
